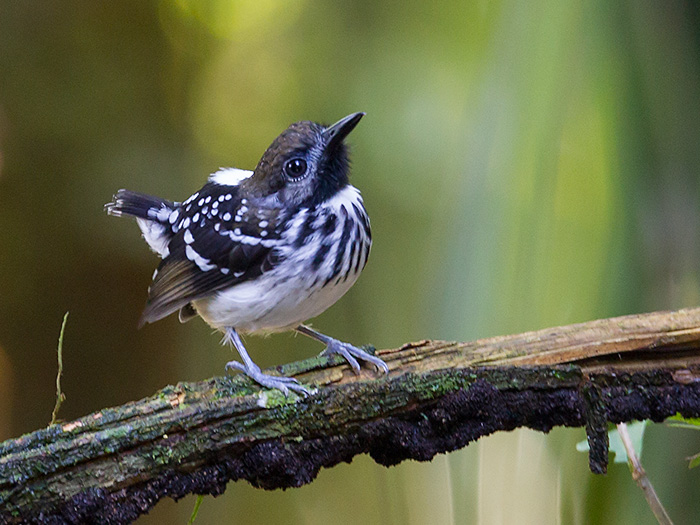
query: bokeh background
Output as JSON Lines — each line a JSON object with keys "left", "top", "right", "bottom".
{"left": 2, "top": 1, "right": 700, "bottom": 523}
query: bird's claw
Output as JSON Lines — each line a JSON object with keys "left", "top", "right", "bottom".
{"left": 320, "top": 341, "right": 389, "bottom": 374}
{"left": 225, "top": 360, "right": 309, "bottom": 397}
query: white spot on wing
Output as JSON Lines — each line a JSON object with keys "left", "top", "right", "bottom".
{"left": 147, "top": 206, "right": 171, "bottom": 222}
{"left": 185, "top": 245, "right": 216, "bottom": 271}
{"left": 224, "top": 231, "right": 278, "bottom": 248}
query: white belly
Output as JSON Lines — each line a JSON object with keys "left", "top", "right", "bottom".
{"left": 193, "top": 264, "right": 361, "bottom": 334}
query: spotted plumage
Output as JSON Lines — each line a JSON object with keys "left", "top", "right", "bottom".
{"left": 106, "top": 113, "right": 388, "bottom": 395}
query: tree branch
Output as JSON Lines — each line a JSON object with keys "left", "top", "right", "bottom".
{"left": 4, "top": 308, "right": 700, "bottom": 524}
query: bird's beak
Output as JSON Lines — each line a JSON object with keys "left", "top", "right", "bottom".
{"left": 324, "top": 112, "right": 365, "bottom": 151}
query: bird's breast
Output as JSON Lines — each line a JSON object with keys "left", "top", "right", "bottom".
{"left": 194, "top": 185, "right": 371, "bottom": 333}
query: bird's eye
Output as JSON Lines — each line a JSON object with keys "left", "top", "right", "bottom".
{"left": 284, "top": 158, "right": 308, "bottom": 179}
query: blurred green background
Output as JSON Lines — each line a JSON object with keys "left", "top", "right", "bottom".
{"left": 2, "top": 1, "right": 700, "bottom": 523}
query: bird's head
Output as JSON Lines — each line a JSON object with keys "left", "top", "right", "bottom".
{"left": 240, "top": 112, "right": 364, "bottom": 207}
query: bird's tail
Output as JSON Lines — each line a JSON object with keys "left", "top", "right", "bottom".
{"left": 105, "top": 189, "right": 175, "bottom": 224}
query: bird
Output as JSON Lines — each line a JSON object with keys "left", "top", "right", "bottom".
{"left": 105, "top": 112, "right": 388, "bottom": 396}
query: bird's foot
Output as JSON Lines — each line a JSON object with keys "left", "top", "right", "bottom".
{"left": 320, "top": 339, "right": 389, "bottom": 374}
{"left": 225, "top": 360, "right": 310, "bottom": 397}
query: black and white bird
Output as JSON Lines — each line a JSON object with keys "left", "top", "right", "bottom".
{"left": 105, "top": 112, "right": 388, "bottom": 395}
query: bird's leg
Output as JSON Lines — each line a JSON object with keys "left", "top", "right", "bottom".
{"left": 223, "top": 327, "right": 309, "bottom": 396}
{"left": 295, "top": 324, "right": 389, "bottom": 374}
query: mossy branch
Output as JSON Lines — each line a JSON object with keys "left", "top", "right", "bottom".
{"left": 4, "top": 308, "right": 700, "bottom": 524}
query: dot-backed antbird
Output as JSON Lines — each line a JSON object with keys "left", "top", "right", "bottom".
{"left": 106, "top": 113, "right": 388, "bottom": 395}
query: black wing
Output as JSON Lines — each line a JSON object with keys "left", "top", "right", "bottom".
{"left": 139, "top": 183, "right": 283, "bottom": 325}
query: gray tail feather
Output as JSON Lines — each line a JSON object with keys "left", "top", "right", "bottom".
{"left": 105, "top": 189, "right": 175, "bottom": 223}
